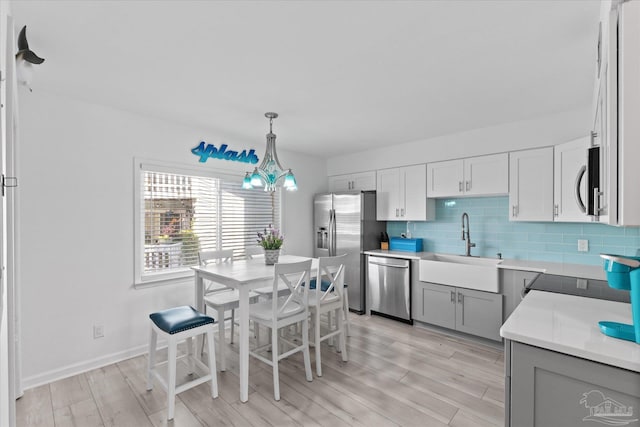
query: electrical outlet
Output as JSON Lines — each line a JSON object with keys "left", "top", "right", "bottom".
{"left": 577, "top": 239, "right": 589, "bottom": 252}
{"left": 93, "top": 325, "right": 104, "bottom": 339}
{"left": 577, "top": 278, "right": 588, "bottom": 290}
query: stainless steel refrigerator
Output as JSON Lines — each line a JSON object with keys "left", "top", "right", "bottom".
{"left": 313, "top": 191, "right": 386, "bottom": 313}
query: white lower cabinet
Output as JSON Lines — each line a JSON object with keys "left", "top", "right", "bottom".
{"left": 413, "top": 281, "right": 503, "bottom": 341}
{"left": 509, "top": 147, "right": 554, "bottom": 221}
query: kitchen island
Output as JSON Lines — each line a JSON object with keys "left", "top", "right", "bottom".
{"left": 500, "top": 290, "right": 640, "bottom": 427}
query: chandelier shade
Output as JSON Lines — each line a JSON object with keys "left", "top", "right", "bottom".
{"left": 243, "top": 112, "right": 297, "bottom": 192}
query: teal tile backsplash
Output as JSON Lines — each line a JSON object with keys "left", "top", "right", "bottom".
{"left": 387, "top": 197, "right": 640, "bottom": 265}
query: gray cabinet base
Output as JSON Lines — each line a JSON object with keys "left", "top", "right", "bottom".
{"left": 506, "top": 340, "right": 640, "bottom": 427}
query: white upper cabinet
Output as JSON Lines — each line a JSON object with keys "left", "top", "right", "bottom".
{"left": 376, "top": 164, "right": 434, "bottom": 221}
{"left": 426, "top": 160, "right": 463, "bottom": 197}
{"left": 509, "top": 147, "right": 554, "bottom": 222}
{"left": 553, "top": 137, "right": 590, "bottom": 222}
{"left": 328, "top": 171, "right": 376, "bottom": 192}
{"left": 427, "top": 153, "right": 508, "bottom": 198}
{"left": 590, "top": 1, "right": 640, "bottom": 226}
{"left": 465, "top": 154, "right": 509, "bottom": 196}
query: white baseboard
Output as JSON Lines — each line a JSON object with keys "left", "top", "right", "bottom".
{"left": 21, "top": 344, "right": 151, "bottom": 391}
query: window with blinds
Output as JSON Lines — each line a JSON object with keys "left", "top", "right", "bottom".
{"left": 136, "top": 162, "right": 280, "bottom": 283}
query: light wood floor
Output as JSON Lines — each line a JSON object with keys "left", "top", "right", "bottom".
{"left": 16, "top": 314, "right": 505, "bottom": 427}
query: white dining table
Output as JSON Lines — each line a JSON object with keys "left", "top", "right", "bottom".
{"left": 192, "top": 254, "right": 317, "bottom": 403}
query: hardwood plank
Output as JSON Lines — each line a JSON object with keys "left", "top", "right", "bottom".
{"left": 449, "top": 409, "right": 502, "bottom": 427}
{"left": 116, "top": 355, "right": 168, "bottom": 417}
{"left": 321, "top": 350, "right": 457, "bottom": 424}
{"left": 17, "top": 312, "right": 506, "bottom": 427}
{"left": 284, "top": 355, "right": 449, "bottom": 427}
{"left": 230, "top": 389, "right": 299, "bottom": 427}
{"left": 399, "top": 371, "right": 503, "bottom": 426}
{"left": 15, "top": 384, "right": 55, "bottom": 427}
{"left": 263, "top": 357, "right": 397, "bottom": 427}
{"left": 347, "top": 334, "right": 490, "bottom": 398}
{"left": 86, "top": 364, "right": 154, "bottom": 427}
{"left": 148, "top": 400, "right": 203, "bottom": 427}
{"left": 49, "top": 373, "right": 93, "bottom": 410}
{"left": 482, "top": 385, "right": 505, "bottom": 406}
{"left": 179, "top": 382, "right": 254, "bottom": 427}
{"left": 53, "top": 398, "right": 104, "bottom": 427}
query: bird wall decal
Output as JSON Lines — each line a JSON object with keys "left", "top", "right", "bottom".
{"left": 15, "top": 25, "right": 45, "bottom": 64}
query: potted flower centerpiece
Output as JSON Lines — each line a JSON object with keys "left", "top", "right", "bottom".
{"left": 257, "top": 226, "right": 284, "bottom": 265}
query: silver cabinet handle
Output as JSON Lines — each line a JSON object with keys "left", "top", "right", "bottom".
{"left": 395, "top": 208, "right": 399, "bottom": 217}
{"left": 400, "top": 208, "right": 405, "bottom": 217}
{"left": 574, "top": 165, "right": 587, "bottom": 213}
{"left": 450, "top": 291, "right": 455, "bottom": 303}
{"left": 459, "top": 181, "right": 463, "bottom": 192}
{"left": 512, "top": 205, "right": 517, "bottom": 217}
{"left": 465, "top": 181, "right": 470, "bottom": 191}
{"left": 594, "top": 187, "right": 603, "bottom": 216}
{"left": 457, "top": 292, "right": 463, "bottom": 304}
{"left": 554, "top": 204, "right": 559, "bottom": 217}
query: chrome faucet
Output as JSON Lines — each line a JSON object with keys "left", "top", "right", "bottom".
{"left": 461, "top": 212, "right": 476, "bottom": 256}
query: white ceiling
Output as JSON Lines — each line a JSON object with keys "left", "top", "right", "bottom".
{"left": 10, "top": 0, "right": 600, "bottom": 158}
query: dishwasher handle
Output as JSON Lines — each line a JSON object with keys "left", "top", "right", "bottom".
{"left": 368, "top": 257, "right": 410, "bottom": 268}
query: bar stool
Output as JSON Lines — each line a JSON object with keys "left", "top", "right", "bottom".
{"left": 147, "top": 305, "right": 218, "bottom": 420}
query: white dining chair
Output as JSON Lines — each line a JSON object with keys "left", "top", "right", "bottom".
{"left": 248, "top": 247, "right": 291, "bottom": 299}
{"left": 307, "top": 255, "right": 348, "bottom": 376}
{"left": 248, "top": 259, "right": 313, "bottom": 400}
{"left": 199, "top": 249, "right": 258, "bottom": 371}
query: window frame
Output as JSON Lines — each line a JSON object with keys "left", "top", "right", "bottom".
{"left": 133, "top": 158, "right": 282, "bottom": 288}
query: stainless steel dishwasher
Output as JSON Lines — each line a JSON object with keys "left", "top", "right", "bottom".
{"left": 367, "top": 255, "right": 411, "bottom": 323}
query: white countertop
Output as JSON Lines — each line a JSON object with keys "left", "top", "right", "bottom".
{"left": 364, "top": 249, "right": 429, "bottom": 260}
{"left": 500, "top": 290, "right": 640, "bottom": 372}
{"left": 365, "top": 250, "right": 607, "bottom": 280}
{"left": 498, "top": 259, "right": 607, "bottom": 280}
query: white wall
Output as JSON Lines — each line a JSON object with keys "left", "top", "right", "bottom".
{"left": 17, "top": 90, "right": 327, "bottom": 388}
{"left": 327, "top": 107, "right": 591, "bottom": 175}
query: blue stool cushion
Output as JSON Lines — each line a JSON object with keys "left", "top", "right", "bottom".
{"left": 149, "top": 305, "right": 214, "bottom": 335}
{"left": 308, "top": 278, "right": 335, "bottom": 292}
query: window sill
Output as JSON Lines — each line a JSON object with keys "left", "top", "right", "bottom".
{"left": 134, "top": 270, "right": 195, "bottom": 289}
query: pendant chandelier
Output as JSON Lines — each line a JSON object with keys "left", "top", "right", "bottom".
{"left": 243, "top": 112, "right": 297, "bottom": 192}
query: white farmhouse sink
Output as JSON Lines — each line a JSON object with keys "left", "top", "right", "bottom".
{"left": 419, "top": 254, "right": 502, "bottom": 293}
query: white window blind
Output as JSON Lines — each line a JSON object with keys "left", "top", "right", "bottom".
{"left": 136, "top": 162, "right": 280, "bottom": 284}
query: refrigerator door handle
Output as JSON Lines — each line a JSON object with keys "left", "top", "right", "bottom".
{"left": 329, "top": 208, "right": 336, "bottom": 256}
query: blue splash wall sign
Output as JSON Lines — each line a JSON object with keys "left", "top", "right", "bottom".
{"left": 191, "top": 141, "right": 259, "bottom": 164}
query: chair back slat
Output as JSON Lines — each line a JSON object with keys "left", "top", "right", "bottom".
{"left": 315, "top": 255, "right": 347, "bottom": 305}
{"left": 199, "top": 249, "right": 234, "bottom": 266}
{"left": 244, "top": 246, "right": 264, "bottom": 260}
{"left": 272, "top": 260, "right": 312, "bottom": 319}
{"left": 198, "top": 249, "right": 234, "bottom": 294}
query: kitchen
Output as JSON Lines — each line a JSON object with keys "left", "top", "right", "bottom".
{"left": 2, "top": 1, "right": 640, "bottom": 426}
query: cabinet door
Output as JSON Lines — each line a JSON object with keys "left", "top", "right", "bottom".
{"left": 426, "top": 160, "right": 463, "bottom": 198}
{"left": 595, "top": 17, "right": 618, "bottom": 225}
{"left": 553, "top": 137, "right": 590, "bottom": 222}
{"left": 455, "top": 288, "right": 502, "bottom": 341}
{"left": 413, "top": 282, "right": 456, "bottom": 329}
{"left": 401, "top": 164, "right": 427, "bottom": 221}
{"left": 509, "top": 147, "right": 554, "bottom": 221}
{"left": 352, "top": 171, "right": 376, "bottom": 191}
{"left": 465, "top": 153, "right": 509, "bottom": 196}
{"left": 509, "top": 342, "right": 640, "bottom": 427}
{"left": 376, "top": 168, "right": 401, "bottom": 220}
{"left": 328, "top": 175, "right": 352, "bottom": 192}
